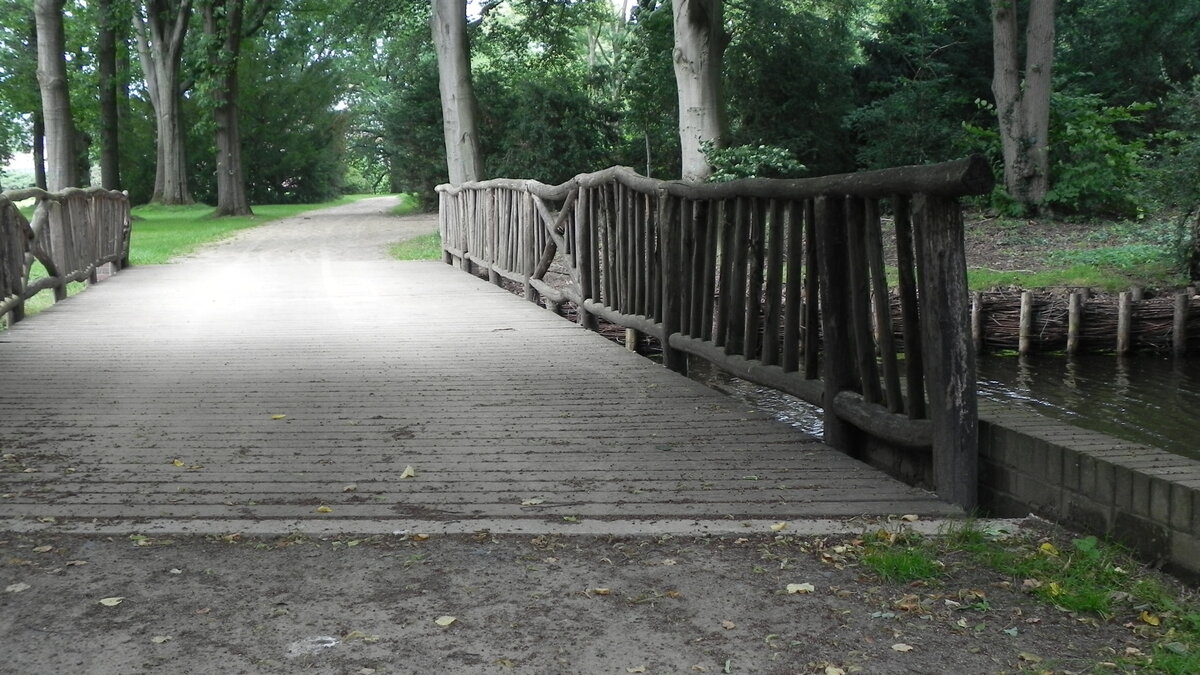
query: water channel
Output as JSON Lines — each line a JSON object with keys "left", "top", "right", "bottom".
{"left": 687, "top": 355, "right": 1200, "bottom": 462}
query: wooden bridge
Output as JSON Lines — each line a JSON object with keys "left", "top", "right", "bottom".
{"left": 0, "top": 160, "right": 989, "bottom": 536}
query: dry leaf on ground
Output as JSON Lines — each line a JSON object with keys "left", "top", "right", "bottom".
{"left": 434, "top": 615, "right": 456, "bottom": 627}
{"left": 98, "top": 597, "right": 124, "bottom": 607}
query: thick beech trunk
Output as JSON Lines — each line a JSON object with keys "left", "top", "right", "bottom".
{"left": 204, "top": 0, "right": 252, "bottom": 216}
{"left": 671, "top": 0, "right": 724, "bottom": 182}
{"left": 992, "top": 0, "right": 1055, "bottom": 210}
{"left": 34, "top": 0, "right": 76, "bottom": 191}
{"left": 98, "top": 0, "right": 121, "bottom": 190}
{"left": 431, "top": 0, "right": 482, "bottom": 185}
{"left": 134, "top": 0, "right": 194, "bottom": 205}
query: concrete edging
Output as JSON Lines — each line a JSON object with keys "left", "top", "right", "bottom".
{"left": 978, "top": 402, "right": 1200, "bottom": 581}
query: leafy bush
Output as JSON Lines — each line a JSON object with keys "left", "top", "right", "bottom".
{"left": 1142, "top": 77, "right": 1200, "bottom": 279}
{"left": 701, "top": 142, "right": 806, "bottom": 182}
{"left": 1043, "top": 92, "right": 1151, "bottom": 217}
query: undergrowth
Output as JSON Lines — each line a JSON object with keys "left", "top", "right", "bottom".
{"left": 852, "top": 521, "right": 1200, "bottom": 673}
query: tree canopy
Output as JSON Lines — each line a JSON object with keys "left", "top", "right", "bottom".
{"left": 1, "top": 0, "right": 1197, "bottom": 234}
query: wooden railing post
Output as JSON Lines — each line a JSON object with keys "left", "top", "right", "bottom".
{"left": 912, "top": 194, "right": 977, "bottom": 510}
{"left": 658, "top": 190, "right": 686, "bottom": 374}
{"left": 574, "top": 187, "right": 597, "bottom": 330}
{"left": 815, "top": 195, "right": 860, "bottom": 456}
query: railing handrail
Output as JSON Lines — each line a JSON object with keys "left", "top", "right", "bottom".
{"left": 0, "top": 185, "right": 132, "bottom": 323}
{"left": 437, "top": 155, "right": 992, "bottom": 200}
{"left": 437, "top": 157, "right": 990, "bottom": 510}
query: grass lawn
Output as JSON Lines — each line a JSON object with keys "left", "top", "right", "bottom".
{"left": 6, "top": 194, "right": 384, "bottom": 323}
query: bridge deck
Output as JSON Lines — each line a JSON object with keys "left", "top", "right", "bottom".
{"left": 0, "top": 198, "right": 957, "bottom": 536}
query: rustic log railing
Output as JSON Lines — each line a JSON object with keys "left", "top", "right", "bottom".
{"left": 0, "top": 187, "right": 132, "bottom": 325}
{"left": 437, "top": 156, "right": 993, "bottom": 508}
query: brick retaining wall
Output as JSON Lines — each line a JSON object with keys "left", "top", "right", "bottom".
{"left": 978, "top": 401, "right": 1200, "bottom": 581}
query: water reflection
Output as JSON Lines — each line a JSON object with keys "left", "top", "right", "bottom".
{"left": 685, "top": 354, "right": 1200, "bottom": 461}
{"left": 978, "top": 355, "right": 1200, "bottom": 460}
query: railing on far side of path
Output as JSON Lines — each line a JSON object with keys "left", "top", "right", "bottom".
{"left": 0, "top": 186, "right": 132, "bottom": 325}
{"left": 436, "top": 157, "right": 993, "bottom": 509}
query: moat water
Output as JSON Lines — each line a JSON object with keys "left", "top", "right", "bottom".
{"left": 687, "top": 355, "right": 1200, "bottom": 461}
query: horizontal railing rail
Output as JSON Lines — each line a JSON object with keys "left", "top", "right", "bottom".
{"left": 0, "top": 186, "right": 132, "bottom": 324}
{"left": 437, "top": 156, "right": 992, "bottom": 508}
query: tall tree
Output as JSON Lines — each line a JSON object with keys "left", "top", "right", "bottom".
{"left": 992, "top": 0, "right": 1055, "bottom": 210}
{"left": 202, "top": 0, "right": 274, "bottom": 216}
{"left": 97, "top": 0, "right": 121, "bottom": 190}
{"left": 431, "top": 0, "right": 481, "bottom": 184}
{"left": 34, "top": 0, "right": 76, "bottom": 190}
{"left": 671, "top": 0, "right": 724, "bottom": 181}
{"left": 134, "top": 0, "right": 194, "bottom": 204}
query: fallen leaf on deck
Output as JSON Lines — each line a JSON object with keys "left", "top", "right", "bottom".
{"left": 400, "top": 466, "right": 416, "bottom": 479}
{"left": 343, "top": 630, "right": 380, "bottom": 643}
{"left": 412, "top": 533, "right": 430, "bottom": 541}
{"left": 5, "top": 582, "right": 30, "bottom": 593}
{"left": 98, "top": 597, "right": 124, "bottom": 607}
{"left": 721, "top": 620, "right": 736, "bottom": 630}
{"left": 590, "top": 588, "right": 611, "bottom": 596}
{"left": 434, "top": 615, "right": 456, "bottom": 627}
{"left": 271, "top": 414, "right": 287, "bottom": 420}
{"left": 786, "top": 583, "right": 815, "bottom": 594}
{"left": 342, "top": 484, "right": 358, "bottom": 492}
{"left": 65, "top": 560, "right": 87, "bottom": 567}
{"left": 316, "top": 506, "right": 333, "bottom": 513}
{"left": 171, "top": 459, "right": 185, "bottom": 467}
{"left": 627, "top": 667, "right": 647, "bottom": 674}
{"left": 32, "top": 545, "right": 51, "bottom": 553}
{"left": 891, "top": 643, "right": 914, "bottom": 652}
{"left": 151, "top": 635, "right": 172, "bottom": 644}
{"left": 520, "top": 498, "right": 545, "bottom": 506}
{"left": 770, "top": 522, "right": 788, "bottom": 532}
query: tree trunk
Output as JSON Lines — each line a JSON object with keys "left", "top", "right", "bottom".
{"left": 98, "top": 0, "right": 121, "bottom": 190}
{"left": 134, "top": 0, "right": 193, "bottom": 205}
{"left": 431, "top": 0, "right": 482, "bottom": 185}
{"left": 204, "top": 0, "right": 252, "bottom": 216}
{"left": 34, "top": 0, "right": 76, "bottom": 191}
{"left": 32, "top": 112, "right": 47, "bottom": 190}
{"left": 671, "top": 0, "right": 724, "bottom": 182}
{"left": 992, "top": 0, "right": 1056, "bottom": 211}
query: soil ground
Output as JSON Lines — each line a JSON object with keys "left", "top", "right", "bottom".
{"left": 0, "top": 519, "right": 1182, "bottom": 675}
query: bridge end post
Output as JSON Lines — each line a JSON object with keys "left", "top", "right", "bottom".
{"left": 815, "top": 195, "right": 862, "bottom": 456}
{"left": 913, "top": 194, "right": 978, "bottom": 511}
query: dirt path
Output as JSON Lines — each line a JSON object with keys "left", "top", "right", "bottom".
{"left": 0, "top": 524, "right": 1168, "bottom": 675}
{"left": 184, "top": 196, "right": 438, "bottom": 264}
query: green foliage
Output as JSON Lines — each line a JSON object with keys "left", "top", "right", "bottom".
{"left": 701, "top": 142, "right": 806, "bottom": 182}
{"left": 479, "top": 74, "right": 617, "bottom": 185}
{"left": 615, "top": 0, "right": 678, "bottom": 178}
{"left": 1043, "top": 93, "right": 1151, "bottom": 217}
{"left": 1142, "top": 77, "right": 1200, "bottom": 279}
{"left": 848, "top": 0, "right": 994, "bottom": 170}
{"left": 724, "top": 0, "right": 860, "bottom": 174}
